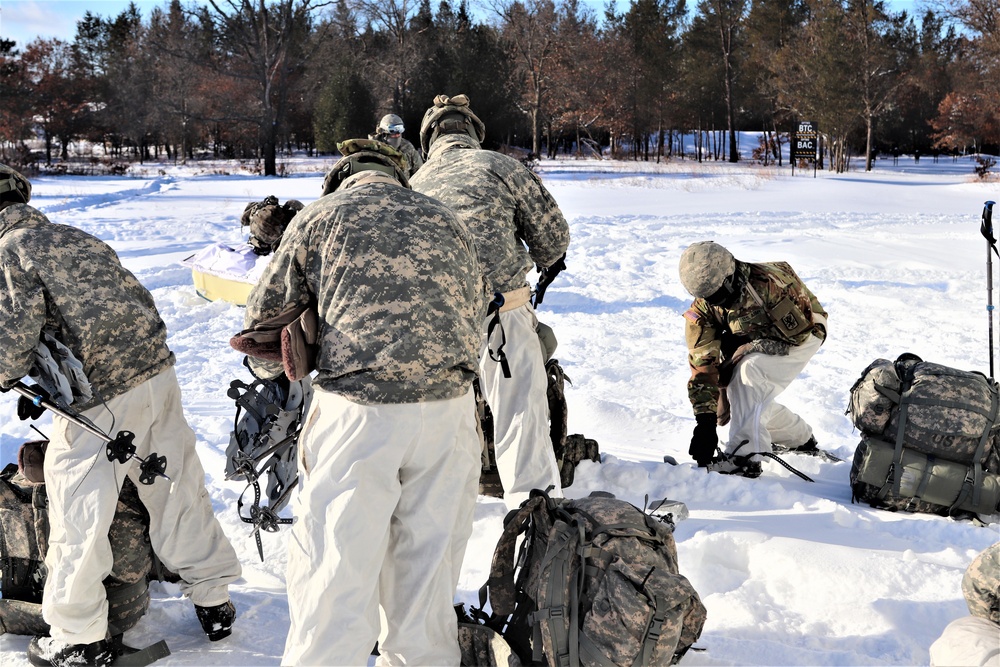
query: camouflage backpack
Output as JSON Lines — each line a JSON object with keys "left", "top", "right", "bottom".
{"left": 847, "top": 353, "right": 1000, "bottom": 517}
{"left": 0, "top": 445, "right": 157, "bottom": 637}
{"left": 470, "top": 490, "right": 706, "bottom": 667}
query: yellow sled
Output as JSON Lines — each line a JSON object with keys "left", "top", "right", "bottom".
{"left": 190, "top": 267, "right": 256, "bottom": 306}
{"left": 182, "top": 243, "right": 268, "bottom": 306}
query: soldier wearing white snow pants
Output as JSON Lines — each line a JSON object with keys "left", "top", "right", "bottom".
{"left": 410, "top": 94, "right": 570, "bottom": 509}
{"left": 678, "top": 241, "right": 828, "bottom": 478}
{"left": 0, "top": 164, "right": 241, "bottom": 667}
{"left": 242, "top": 140, "right": 485, "bottom": 666}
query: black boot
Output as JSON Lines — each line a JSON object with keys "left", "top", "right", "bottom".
{"left": 793, "top": 436, "right": 819, "bottom": 453}
{"left": 28, "top": 636, "right": 113, "bottom": 667}
{"left": 707, "top": 453, "right": 762, "bottom": 478}
{"left": 195, "top": 600, "right": 236, "bottom": 641}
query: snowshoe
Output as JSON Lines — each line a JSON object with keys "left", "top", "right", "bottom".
{"left": 772, "top": 437, "right": 844, "bottom": 462}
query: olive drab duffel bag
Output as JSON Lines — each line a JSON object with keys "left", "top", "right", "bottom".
{"left": 0, "top": 442, "right": 157, "bottom": 636}
{"left": 847, "top": 353, "right": 1000, "bottom": 517}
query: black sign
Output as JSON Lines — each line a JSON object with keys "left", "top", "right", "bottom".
{"left": 792, "top": 121, "right": 817, "bottom": 160}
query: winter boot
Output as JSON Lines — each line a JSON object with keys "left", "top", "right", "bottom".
{"left": 195, "top": 600, "right": 236, "bottom": 641}
{"left": 27, "top": 636, "right": 113, "bottom": 667}
{"left": 707, "top": 453, "right": 762, "bottom": 478}
{"left": 791, "top": 436, "right": 819, "bottom": 453}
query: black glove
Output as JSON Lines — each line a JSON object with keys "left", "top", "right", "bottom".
{"left": 688, "top": 413, "right": 718, "bottom": 467}
{"left": 17, "top": 384, "right": 48, "bottom": 421}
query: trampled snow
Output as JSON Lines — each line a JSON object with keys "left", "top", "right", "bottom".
{"left": 1, "top": 150, "right": 998, "bottom": 666}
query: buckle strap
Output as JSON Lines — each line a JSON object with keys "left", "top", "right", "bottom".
{"left": 486, "top": 293, "right": 511, "bottom": 379}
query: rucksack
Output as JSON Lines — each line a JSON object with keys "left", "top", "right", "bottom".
{"left": 0, "top": 446, "right": 156, "bottom": 637}
{"left": 470, "top": 490, "right": 706, "bottom": 666}
{"left": 847, "top": 353, "right": 1000, "bottom": 517}
{"left": 478, "top": 359, "right": 601, "bottom": 497}
{"left": 225, "top": 373, "right": 312, "bottom": 560}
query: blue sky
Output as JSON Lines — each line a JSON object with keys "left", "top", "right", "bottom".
{"left": 1, "top": 0, "right": 928, "bottom": 50}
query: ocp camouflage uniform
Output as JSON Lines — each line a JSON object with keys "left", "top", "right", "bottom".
{"left": 0, "top": 202, "right": 241, "bottom": 647}
{"left": 244, "top": 166, "right": 485, "bottom": 666}
{"left": 929, "top": 542, "right": 1000, "bottom": 666}
{"left": 411, "top": 131, "right": 570, "bottom": 509}
{"left": 684, "top": 261, "right": 828, "bottom": 455}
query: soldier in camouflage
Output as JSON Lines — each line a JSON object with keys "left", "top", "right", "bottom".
{"left": 0, "top": 164, "right": 242, "bottom": 667}
{"left": 410, "top": 94, "right": 570, "bottom": 509}
{"left": 929, "top": 542, "right": 1000, "bottom": 666}
{"left": 371, "top": 113, "right": 424, "bottom": 176}
{"left": 679, "top": 241, "right": 828, "bottom": 477}
{"left": 243, "top": 139, "right": 485, "bottom": 666}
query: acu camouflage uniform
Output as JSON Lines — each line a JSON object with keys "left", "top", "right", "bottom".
{"left": 684, "top": 261, "right": 828, "bottom": 415}
{"left": 929, "top": 542, "right": 1000, "bottom": 666}
{"left": 0, "top": 203, "right": 173, "bottom": 404}
{"left": 410, "top": 129, "right": 571, "bottom": 509}
{"left": 0, "top": 201, "right": 241, "bottom": 647}
{"left": 410, "top": 132, "right": 569, "bottom": 295}
{"left": 397, "top": 138, "right": 424, "bottom": 176}
{"left": 963, "top": 542, "right": 1000, "bottom": 625}
{"left": 246, "top": 157, "right": 486, "bottom": 666}
{"left": 244, "top": 176, "right": 485, "bottom": 402}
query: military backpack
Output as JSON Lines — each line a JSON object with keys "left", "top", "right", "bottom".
{"left": 0, "top": 443, "right": 157, "bottom": 637}
{"left": 847, "top": 353, "right": 1000, "bottom": 517}
{"left": 469, "top": 490, "right": 706, "bottom": 667}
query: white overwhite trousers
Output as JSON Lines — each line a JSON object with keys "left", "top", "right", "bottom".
{"left": 725, "top": 333, "right": 823, "bottom": 456}
{"left": 481, "top": 303, "right": 563, "bottom": 509}
{"left": 282, "top": 388, "right": 480, "bottom": 667}
{"left": 42, "top": 367, "right": 242, "bottom": 644}
{"left": 929, "top": 615, "right": 1000, "bottom": 666}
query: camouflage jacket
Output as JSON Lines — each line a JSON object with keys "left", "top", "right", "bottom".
{"left": 962, "top": 542, "right": 1000, "bottom": 624}
{"left": 244, "top": 176, "right": 486, "bottom": 404}
{"left": 398, "top": 138, "right": 424, "bottom": 176}
{"left": 684, "top": 261, "right": 827, "bottom": 415}
{"left": 410, "top": 134, "right": 570, "bottom": 296}
{"left": 0, "top": 204, "right": 174, "bottom": 409}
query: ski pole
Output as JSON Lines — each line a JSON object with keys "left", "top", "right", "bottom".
{"left": 982, "top": 201, "right": 997, "bottom": 379}
{"left": 9, "top": 381, "right": 170, "bottom": 484}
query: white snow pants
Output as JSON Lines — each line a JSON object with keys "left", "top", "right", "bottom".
{"left": 725, "top": 332, "right": 824, "bottom": 456}
{"left": 282, "top": 388, "right": 480, "bottom": 667}
{"left": 42, "top": 366, "right": 242, "bottom": 645}
{"left": 929, "top": 615, "right": 1000, "bottom": 666}
{"left": 481, "top": 301, "right": 563, "bottom": 510}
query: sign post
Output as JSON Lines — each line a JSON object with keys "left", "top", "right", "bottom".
{"left": 791, "top": 121, "right": 818, "bottom": 177}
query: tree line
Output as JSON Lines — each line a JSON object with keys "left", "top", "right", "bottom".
{"left": 0, "top": 0, "right": 996, "bottom": 175}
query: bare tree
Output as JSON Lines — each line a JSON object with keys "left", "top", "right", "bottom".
{"left": 696, "top": 0, "right": 748, "bottom": 162}
{"left": 490, "top": 0, "right": 560, "bottom": 157}
{"left": 203, "top": 0, "right": 331, "bottom": 175}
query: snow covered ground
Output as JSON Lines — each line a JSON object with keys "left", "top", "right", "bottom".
{"left": 1, "top": 150, "right": 998, "bottom": 666}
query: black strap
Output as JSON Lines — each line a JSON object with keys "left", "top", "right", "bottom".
{"left": 759, "top": 452, "right": 814, "bottom": 482}
{"left": 533, "top": 254, "right": 567, "bottom": 308}
{"left": 111, "top": 637, "right": 171, "bottom": 667}
{"left": 237, "top": 476, "right": 293, "bottom": 561}
{"left": 486, "top": 293, "right": 511, "bottom": 379}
